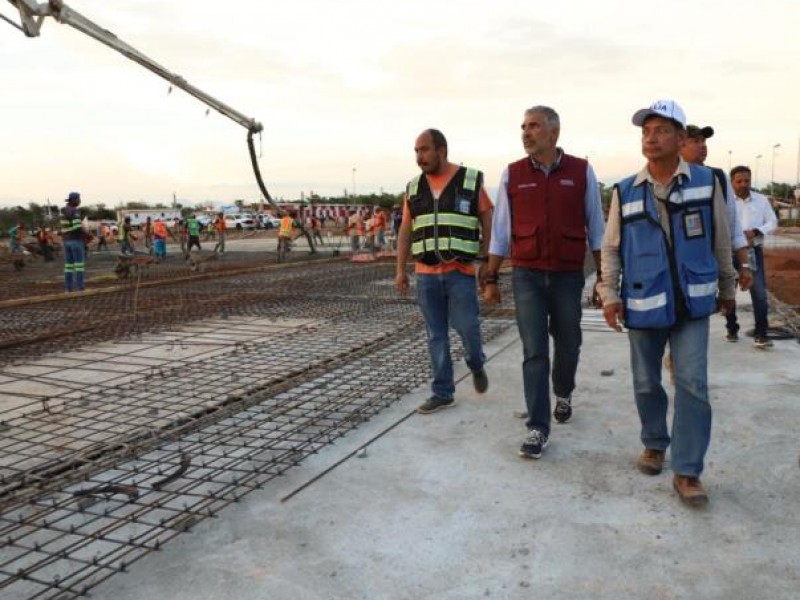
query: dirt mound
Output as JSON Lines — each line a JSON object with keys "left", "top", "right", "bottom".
{"left": 765, "top": 248, "right": 800, "bottom": 309}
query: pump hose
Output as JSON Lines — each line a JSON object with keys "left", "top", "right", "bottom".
{"left": 247, "top": 130, "right": 316, "bottom": 254}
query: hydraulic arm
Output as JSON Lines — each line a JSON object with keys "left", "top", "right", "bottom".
{"left": 4, "top": 0, "right": 316, "bottom": 250}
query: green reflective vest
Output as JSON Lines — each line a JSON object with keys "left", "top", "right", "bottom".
{"left": 407, "top": 166, "right": 481, "bottom": 265}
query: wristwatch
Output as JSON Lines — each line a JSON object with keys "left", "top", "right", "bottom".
{"left": 740, "top": 264, "right": 751, "bottom": 270}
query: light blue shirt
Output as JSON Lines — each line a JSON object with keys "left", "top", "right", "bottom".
{"left": 489, "top": 154, "right": 605, "bottom": 257}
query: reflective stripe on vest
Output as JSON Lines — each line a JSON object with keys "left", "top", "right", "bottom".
{"left": 411, "top": 213, "right": 478, "bottom": 231}
{"left": 406, "top": 166, "right": 482, "bottom": 265}
{"left": 411, "top": 237, "right": 480, "bottom": 256}
{"left": 618, "top": 164, "right": 717, "bottom": 329}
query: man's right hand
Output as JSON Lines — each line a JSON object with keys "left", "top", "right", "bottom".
{"left": 395, "top": 272, "right": 409, "bottom": 295}
{"left": 603, "top": 302, "right": 625, "bottom": 332}
{"left": 483, "top": 283, "right": 501, "bottom": 305}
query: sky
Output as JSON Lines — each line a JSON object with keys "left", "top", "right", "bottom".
{"left": 2, "top": 0, "right": 799, "bottom": 209}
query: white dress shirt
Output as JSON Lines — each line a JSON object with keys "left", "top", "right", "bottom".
{"left": 735, "top": 190, "right": 778, "bottom": 246}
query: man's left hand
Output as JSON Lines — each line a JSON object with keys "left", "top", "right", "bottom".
{"left": 738, "top": 267, "right": 753, "bottom": 291}
{"left": 717, "top": 298, "right": 735, "bottom": 315}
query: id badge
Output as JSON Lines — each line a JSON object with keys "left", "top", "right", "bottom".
{"left": 457, "top": 196, "right": 471, "bottom": 214}
{"left": 682, "top": 211, "right": 705, "bottom": 239}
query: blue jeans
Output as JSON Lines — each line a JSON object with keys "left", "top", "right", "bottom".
{"left": 63, "top": 238, "right": 85, "bottom": 292}
{"left": 416, "top": 270, "right": 486, "bottom": 400}
{"left": 512, "top": 268, "right": 585, "bottom": 436}
{"left": 628, "top": 317, "right": 711, "bottom": 477}
{"left": 726, "top": 246, "right": 769, "bottom": 337}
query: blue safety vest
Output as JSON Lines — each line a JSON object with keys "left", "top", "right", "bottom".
{"left": 617, "top": 164, "right": 718, "bottom": 329}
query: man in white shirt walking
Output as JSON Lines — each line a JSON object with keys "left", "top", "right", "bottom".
{"left": 726, "top": 165, "right": 779, "bottom": 348}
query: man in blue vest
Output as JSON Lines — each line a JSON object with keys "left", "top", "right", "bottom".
{"left": 598, "top": 99, "right": 737, "bottom": 507}
{"left": 395, "top": 128, "right": 493, "bottom": 414}
{"left": 60, "top": 192, "right": 87, "bottom": 292}
{"left": 484, "top": 106, "right": 605, "bottom": 460}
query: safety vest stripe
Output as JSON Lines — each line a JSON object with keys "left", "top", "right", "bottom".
{"left": 463, "top": 168, "right": 478, "bottom": 192}
{"left": 411, "top": 237, "right": 480, "bottom": 255}
{"left": 676, "top": 185, "right": 714, "bottom": 203}
{"left": 412, "top": 213, "right": 479, "bottom": 230}
{"left": 626, "top": 292, "right": 668, "bottom": 312}
{"left": 687, "top": 281, "right": 717, "bottom": 297}
{"left": 681, "top": 185, "right": 714, "bottom": 202}
{"left": 408, "top": 175, "right": 421, "bottom": 197}
{"left": 621, "top": 200, "right": 644, "bottom": 217}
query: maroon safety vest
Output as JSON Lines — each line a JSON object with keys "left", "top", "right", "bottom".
{"left": 508, "top": 153, "right": 588, "bottom": 271}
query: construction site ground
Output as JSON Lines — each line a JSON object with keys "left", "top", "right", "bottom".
{"left": 1, "top": 230, "right": 799, "bottom": 600}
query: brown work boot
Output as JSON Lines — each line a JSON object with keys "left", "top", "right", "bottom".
{"left": 673, "top": 475, "right": 709, "bottom": 507}
{"left": 636, "top": 448, "right": 665, "bottom": 475}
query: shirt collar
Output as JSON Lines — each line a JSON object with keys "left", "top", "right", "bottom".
{"left": 529, "top": 148, "right": 563, "bottom": 173}
{"left": 633, "top": 157, "right": 692, "bottom": 187}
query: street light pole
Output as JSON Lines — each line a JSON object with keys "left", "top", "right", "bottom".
{"left": 755, "top": 154, "right": 763, "bottom": 190}
{"left": 727, "top": 150, "right": 732, "bottom": 172}
{"left": 352, "top": 167, "right": 357, "bottom": 199}
{"left": 771, "top": 143, "right": 781, "bottom": 198}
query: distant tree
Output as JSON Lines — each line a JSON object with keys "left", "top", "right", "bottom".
{"left": 124, "top": 201, "right": 150, "bottom": 210}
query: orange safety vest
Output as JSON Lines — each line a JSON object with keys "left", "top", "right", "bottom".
{"left": 153, "top": 221, "right": 168, "bottom": 238}
{"left": 279, "top": 216, "right": 294, "bottom": 237}
{"left": 373, "top": 211, "right": 386, "bottom": 232}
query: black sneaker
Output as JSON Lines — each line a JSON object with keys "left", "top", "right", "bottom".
{"left": 519, "top": 429, "right": 549, "bottom": 459}
{"left": 754, "top": 336, "right": 774, "bottom": 349}
{"left": 724, "top": 331, "right": 739, "bottom": 343}
{"left": 472, "top": 368, "right": 488, "bottom": 394}
{"left": 417, "top": 396, "right": 456, "bottom": 414}
{"left": 553, "top": 396, "right": 572, "bottom": 424}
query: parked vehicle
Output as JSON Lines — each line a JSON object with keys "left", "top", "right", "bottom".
{"left": 224, "top": 214, "right": 256, "bottom": 230}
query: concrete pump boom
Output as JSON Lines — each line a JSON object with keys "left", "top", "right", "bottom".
{"left": 6, "top": 0, "right": 263, "bottom": 134}
{"left": 4, "top": 0, "right": 317, "bottom": 252}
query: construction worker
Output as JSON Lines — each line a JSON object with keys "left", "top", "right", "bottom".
{"left": 96, "top": 221, "right": 109, "bottom": 252}
{"left": 142, "top": 216, "right": 153, "bottom": 253}
{"left": 8, "top": 222, "right": 24, "bottom": 254}
{"left": 213, "top": 213, "right": 226, "bottom": 254}
{"left": 311, "top": 214, "right": 324, "bottom": 246}
{"left": 373, "top": 207, "right": 387, "bottom": 251}
{"left": 60, "top": 192, "right": 87, "bottom": 292}
{"left": 36, "top": 225, "right": 55, "bottom": 261}
{"left": 347, "top": 209, "right": 361, "bottom": 252}
{"left": 278, "top": 211, "right": 296, "bottom": 252}
{"left": 186, "top": 214, "right": 202, "bottom": 252}
{"left": 152, "top": 217, "right": 169, "bottom": 259}
{"left": 117, "top": 216, "right": 135, "bottom": 255}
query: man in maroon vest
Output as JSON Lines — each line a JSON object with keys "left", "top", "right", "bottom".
{"left": 485, "top": 106, "right": 605, "bottom": 459}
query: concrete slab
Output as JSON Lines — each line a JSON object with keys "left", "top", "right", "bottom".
{"left": 87, "top": 305, "right": 800, "bottom": 600}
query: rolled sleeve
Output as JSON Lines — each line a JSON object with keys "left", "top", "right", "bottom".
{"left": 584, "top": 164, "right": 605, "bottom": 250}
{"left": 598, "top": 187, "right": 622, "bottom": 305}
{"left": 712, "top": 183, "right": 737, "bottom": 300}
{"left": 489, "top": 167, "right": 511, "bottom": 257}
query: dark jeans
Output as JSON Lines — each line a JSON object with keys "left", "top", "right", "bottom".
{"left": 416, "top": 270, "right": 486, "bottom": 400}
{"left": 629, "top": 317, "right": 711, "bottom": 477}
{"left": 63, "top": 239, "right": 85, "bottom": 292}
{"left": 512, "top": 268, "right": 585, "bottom": 436}
{"left": 726, "top": 246, "right": 769, "bottom": 337}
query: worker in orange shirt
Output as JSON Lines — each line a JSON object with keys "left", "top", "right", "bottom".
{"left": 396, "top": 128, "right": 492, "bottom": 414}
{"left": 152, "top": 217, "right": 170, "bottom": 259}
{"left": 373, "top": 207, "right": 387, "bottom": 251}
{"left": 278, "top": 211, "right": 296, "bottom": 254}
{"left": 213, "top": 212, "right": 227, "bottom": 254}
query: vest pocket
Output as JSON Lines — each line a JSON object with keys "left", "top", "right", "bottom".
{"left": 561, "top": 227, "right": 587, "bottom": 263}
{"left": 511, "top": 226, "right": 540, "bottom": 260}
{"left": 623, "top": 266, "right": 673, "bottom": 329}
{"left": 681, "top": 263, "right": 718, "bottom": 317}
